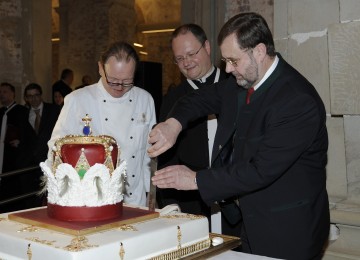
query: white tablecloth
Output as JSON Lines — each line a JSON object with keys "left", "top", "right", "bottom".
{"left": 210, "top": 250, "right": 281, "bottom": 259}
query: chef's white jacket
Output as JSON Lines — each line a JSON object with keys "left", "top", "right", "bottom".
{"left": 48, "top": 80, "right": 157, "bottom": 206}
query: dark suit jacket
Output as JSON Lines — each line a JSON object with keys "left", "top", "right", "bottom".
{"left": 169, "top": 55, "right": 329, "bottom": 259}
{"left": 157, "top": 68, "right": 228, "bottom": 217}
{"left": 22, "top": 102, "right": 60, "bottom": 166}
{"left": 0, "top": 104, "right": 31, "bottom": 173}
{"left": 159, "top": 68, "right": 228, "bottom": 170}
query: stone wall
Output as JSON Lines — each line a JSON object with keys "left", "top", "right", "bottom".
{"left": 272, "top": 0, "right": 360, "bottom": 259}
{"left": 0, "top": 0, "right": 52, "bottom": 102}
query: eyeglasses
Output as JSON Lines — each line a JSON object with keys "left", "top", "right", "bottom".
{"left": 221, "top": 49, "right": 253, "bottom": 67}
{"left": 102, "top": 65, "right": 134, "bottom": 89}
{"left": 174, "top": 43, "right": 204, "bottom": 65}
{"left": 26, "top": 93, "right": 41, "bottom": 99}
{"left": 221, "top": 58, "right": 241, "bottom": 67}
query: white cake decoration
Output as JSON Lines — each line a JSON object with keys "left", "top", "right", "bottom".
{"left": 40, "top": 159, "right": 126, "bottom": 207}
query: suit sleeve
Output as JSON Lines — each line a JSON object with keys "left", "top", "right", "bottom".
{"left": 197, "top": 92, "right": 326, "bottom": 204}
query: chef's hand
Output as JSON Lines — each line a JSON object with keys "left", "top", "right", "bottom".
{"left": 147, "top": 118, "right": 182, "bottom": 157}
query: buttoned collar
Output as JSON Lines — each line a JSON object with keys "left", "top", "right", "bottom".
{"left": 197, "top": 65, "right": 215, "bottom": 83}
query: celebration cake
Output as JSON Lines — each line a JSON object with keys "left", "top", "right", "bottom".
{"left": 40, "top": 115, "right": 127, "bottom": 222}
{"left": 3, "top": 208, "right": 214, "bottom": 260}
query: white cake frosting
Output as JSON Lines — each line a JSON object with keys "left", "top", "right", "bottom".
{"left": 1, "top": 209, "right": 211, "bottom": 260}
{"left": 40, "top": 159, "right": 126, "bottom": 207}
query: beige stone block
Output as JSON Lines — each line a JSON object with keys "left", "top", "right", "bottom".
{"left": 344, "top": 116, "right": 360, "bottom": 203}
{"left": 287, "top": 35, "right": 330, "bottom": 113}
{"left": 288, "top": 0, "right": 339, "bottom": 33}
{"left": 327, "top": 117, "right": 347, "bottom": 199}
{"left": 274, "top": 0, "right": 288, "bottom": 39}
{"left": 274, "top": 38, "right": 288, "bottom": 61}
{"left": 340, "top": 0, "right": 360, "bottom": 22}
{"left": 328, "top": 22, "right": 360, "bottom": 115}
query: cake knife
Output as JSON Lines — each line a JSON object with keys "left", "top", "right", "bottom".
{"left": 147, "top": 157, "right": 157, "bottom": 211}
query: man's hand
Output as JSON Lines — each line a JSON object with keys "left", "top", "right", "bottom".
{"left": 147, "top": 118, "right": 182, "bottom": 157}
{"left": 9, "top": 139, "right": 20, "bottom": 148}
{"left": 152, "top": 165, "right": 198, "bottom": 190}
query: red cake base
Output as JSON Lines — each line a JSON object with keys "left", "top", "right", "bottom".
{"left": 47, "top": 202, "right": 123, "bottom": 222}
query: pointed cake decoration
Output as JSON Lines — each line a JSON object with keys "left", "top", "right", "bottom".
{"left": 82, "top": 114, "right": 92, "bottom": 136}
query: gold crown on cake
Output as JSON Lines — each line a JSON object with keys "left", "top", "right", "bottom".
{"left": 51, "top": 115, "right": 119, "bottom": 178}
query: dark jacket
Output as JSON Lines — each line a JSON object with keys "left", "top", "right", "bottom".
{"left": 0, "top": 103, "right": 32, "bottom": 172}
{"left": 22, "top": 102, "right": 60, "bottom": 166}
{"left": 169, "top": 55, "right": 329, "bottom": 259}
{"left": 157, "top": 68, "right": 228, "bottom": 217}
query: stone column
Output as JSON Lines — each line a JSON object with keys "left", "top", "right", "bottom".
{"left": 0, "top": 0, "right": 52, "bottom": 102}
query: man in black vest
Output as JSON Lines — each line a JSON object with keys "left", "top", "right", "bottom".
{"left": 157, "top": 24, "right": 230, "bottom": 228}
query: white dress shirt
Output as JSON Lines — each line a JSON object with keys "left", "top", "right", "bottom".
{"left": 48, "top": 79, "right": 157, "bottom": 206}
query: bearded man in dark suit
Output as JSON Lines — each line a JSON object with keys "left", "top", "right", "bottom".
{"left": 158, "top": 24, "right": 229, "bottom": 226}
{"left": 149, "top": 12, "right": 329, "bottom": 260}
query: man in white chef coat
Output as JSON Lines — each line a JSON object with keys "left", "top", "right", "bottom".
{"left": 48, "top": 41, "right": 157, "bottom": 206}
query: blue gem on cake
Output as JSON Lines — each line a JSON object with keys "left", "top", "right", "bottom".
{"left": 40, "top": 114, "right": 127, "bottom": 221}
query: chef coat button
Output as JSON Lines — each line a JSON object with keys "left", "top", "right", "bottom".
{"left": 132, "top": 155, "right": 135, "bottom": 158}
{"left": 132, "top": 175, "right": 135, "bottom": 177}
{"left": 131, "top": 118, "right": 134, "bottom": 121}
{"left": 103, "top": 100, "right": 106, "bottom": 102}
{"left": 130, "top": 192, "right": 132, "bottom": 195}
{"left": 105, "top": 118, "right": 108, "bottom": 121}
{"left": 130, "top": 136, "right": 133, "bottom": 139}
{"left": 129, "top": 99, "right": 132, "bottom": 102}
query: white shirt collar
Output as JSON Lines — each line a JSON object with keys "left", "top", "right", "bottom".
{"left": 197, "top": 65, "right": 215, "bottom": 83}
{"left": 31, "top": 102, "right": 44, "bottom": 112}
{"left": 253, "top": 55, "right": 279, "bottom": 91}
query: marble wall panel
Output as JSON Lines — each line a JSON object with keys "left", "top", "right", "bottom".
{"left": 288, "top": 0, "right": 339, "bottom": 33}
{"left": 274, "top": 0, "right": 288, "bottom": 39}
{"left": 328, "top": 22, "right": 360, "bottom": 115}
{"left": 287, "top": 35, "right": 330, "bottom": 113}
{"left": 0, "top": 0, "right": 21, "bottom": 17}
{"left": 344, "top": 116, "right": 360, "bottom": 203}
{"left": 224, "top": 0, "right": 273, "bottom": 33}
{"left": 339, "top": 0, "right": 360, "bottom": 22}
{"left": 274, "top": 38, "right": 288, "bottom": 61}
{"left": 326, "top": 116, "right": 347, "bottom": 199}
{"left": 0, "top": 0, "right": 23, "bottom": 86}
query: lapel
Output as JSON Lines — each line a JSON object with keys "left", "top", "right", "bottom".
{"left": 211, "top": 79, "right": 246, "bottom": 165}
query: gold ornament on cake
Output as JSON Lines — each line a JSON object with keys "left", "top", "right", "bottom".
{"left": 51, "top": 114, "right": 118, "bottom": 177}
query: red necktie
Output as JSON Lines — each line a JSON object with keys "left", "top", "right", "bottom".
{"left": 246, "top": 87, "right": 255, "bottom": 104}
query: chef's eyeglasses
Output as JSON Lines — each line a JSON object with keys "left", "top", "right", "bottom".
{"left": 102, "top": 65, "right": 134, "bottom": 89}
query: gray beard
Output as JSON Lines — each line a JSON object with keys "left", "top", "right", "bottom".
{"left": 237, "top": 79, "right": 256, "bottom": 90}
